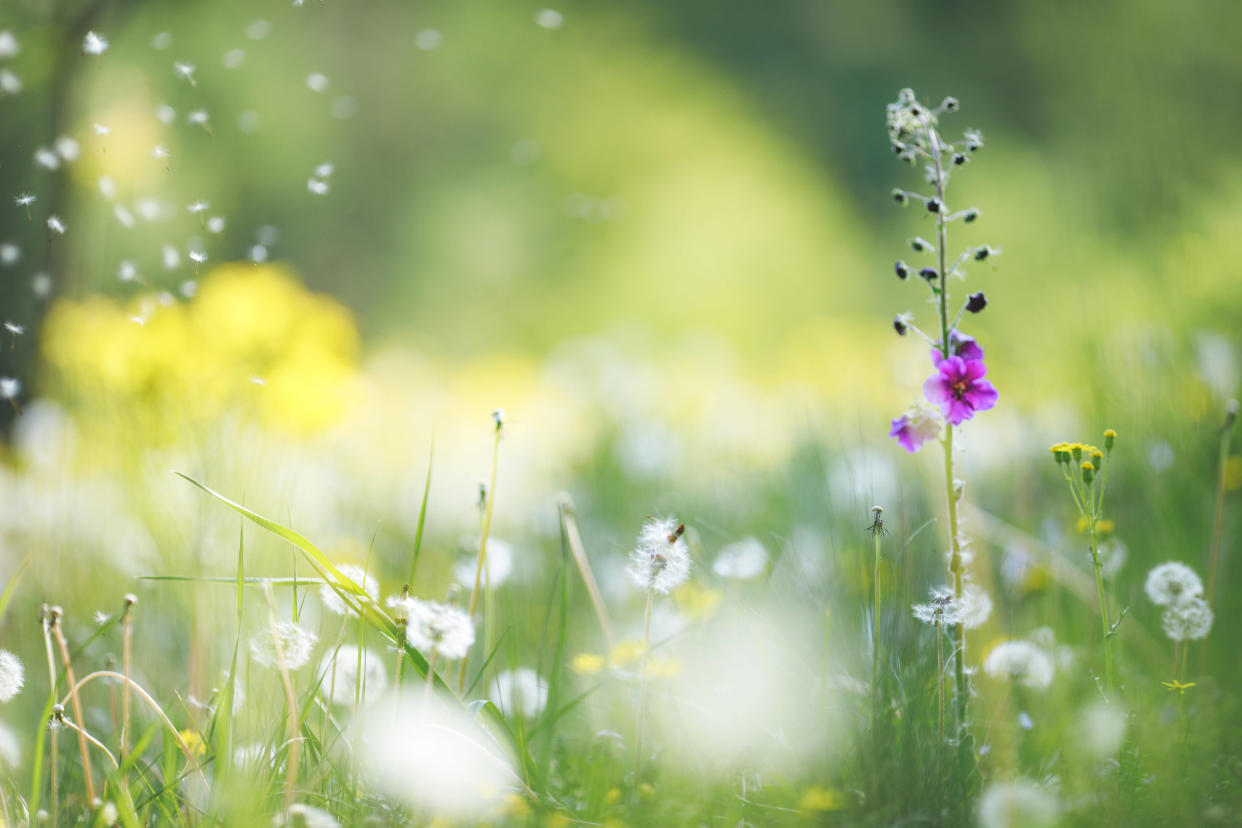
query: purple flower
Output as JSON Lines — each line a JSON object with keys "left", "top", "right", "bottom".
{"left": 931, "top": 330, "right": 983, "bottom": 366}
{"left": 923, "top": 356, "right": 998, "bottom": 426}
{"left": 890, "top": 405, "right": 942, "bottom": 453}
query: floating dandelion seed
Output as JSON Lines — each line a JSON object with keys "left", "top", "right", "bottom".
{"left": 32, "top": 273, "right": 51, "bottom": 298}
{"left": 414, "top": 29, "right": 443, "bottom": 51}
{"left": 534, "top": 9, "right": 565, "bottom": 29}
{"left": 1144, "top": 561, "right": 1204, "bottom": 606}
{"left": 83, "top": 31, "right": 109, "bottom": 55}
{"left": 152, "top": 144, "right": 170, "bottom": 160}
{"left": 305, "top": 72, "right": 329, "bottom": 92}
{"left": 250, "top": 244, "right": 268, "bottom": 263}
{"left": 307, "top": 178, "right": 330, "bottom": 195}
{"left": 490, "top": 668, "right": 549, "bottom": 719}
{"left": 318, "top": 644, "right": 387, "bottom": 706}
{"left": 187, "top": 201, "right": 209, "bottom": 214}
{"left": 14, "top": 193, "right": 35, "bottom": 220}
{"left": 117, "top": 261, "right": 137, "bottom": 282}
{"left": 396, "top": 598, "right": 475, "bottom": 660}
{"left": 181, "top": 280, "right": 198, "bottom": 298}
{"left": 249, "top": 376, "right": 266, "bottom": 385}
{"left": 0, "top": 721, "right": 19, "bottom": 769}
{"left": 246, "top": 20, "right": 271, "bottom": 40}
{"left": 314, "top": 162, "right": 334, "bottom": 178}
{"left": 711, "top": 537, "right": 768, "bottom": 580}
{"left": 0, "top": 378, "right": 20, "bottom": 401}
{"left": 0, "top": 69, "right": 20, "bottom": 95}
{"left": 187, "top": 109, "right": 210, "bottom": 129}
{"left": 114, "top": 205, "right": 135, "bottom": 228}
{"left": 55, "top": 136, "right": 80, "bottom": 162}
{"left": 207, "top": 216, "right": 225, "bottom": 233}
{"left": 46, "top": 215, "right": 66, "bottom": 235}
{"left": 98, "top": 176, "right": 116, "bottom": 200}
{"left": 0, "top": 243, "right": 18, "bottom": 266}
{"left": 0, "top": 31, "right": 18, "bottom": 59}
{"left": 0, "top": 651, "right": 23, "bottom": 701}
{"left": 628, "top": 517, "right": 691, "bottom": 594}
{"left": 155, "top": 104, "right": 176, "bottom": 124}
{"left": 94, "top": 124, "right": 112, "bottom": 137}
{"left": 173, "top": 61, "right": 196, "bottom": 85}
{"left": 188, "top": 250, "right": 207, "bottom": 270}
{"left": 162, "top": 245, "right": 180, "bottom": 269}
{"left": 4, "top": 321, "right": 23, "bottom": 336}
{"left": 1161, "top": 596, "right": 1213, "bottom": 641}
{"left": 320, "top": 564, "right": 380, "bottom": 616}
{"left": 135, "top": 198, "right": 162, "bottom": 221}
{"left": 982, "top": 640, "right": 1054, "bottom": 689}
{"left": 34, "top": 147, "right": 60, "bottom": 170}
{"left": 250, "top": 622, "right": 318, "bottom": 669}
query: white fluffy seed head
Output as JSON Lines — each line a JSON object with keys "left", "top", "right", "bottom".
{"left": 982, "top": 640, "right": 1054, "bottom": 690}
{"left": 319, "top": 644, "right": 388, "bottom": 706}
{"left": 977, "top": 778, "right": 1059, "bottom": 828}
{"left": 628, "top": 517, "right": 691, "bottom": 594}
{"left": 250, "top": 622, "right": 318, "bottom": 670}
{"left": 399, "top": 598, "right": 474, "bottom": 660}
{"left": 1161, "top": 596, "right": 1213, "bottom": 641}
{"left": 319, "top": 564, "right": 379, "bottom": 616}
{"left": 83, "top": 31, "right": 108, "bottom": 55}
{"left": 490, "top": 667, "right": 548, "bottom": 719}
{"left": 0, "top": 378, "right": 20, "bottom": 400}
{"left": 956, "top": 581, "right": 992, "bottom": 630}
{"left": 1144, "top": 561, "right": 1204, "bottom": 606}
{"left": 0, "top": 650, "right": 25, "bottom": 702}
{"left": 711, "top": 537, "right": 768, "bottom": 580}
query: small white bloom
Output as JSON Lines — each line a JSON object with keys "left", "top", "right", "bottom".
{"left": 83, "top": 31, "right": 109, "bottom": 56}
{"left": 0, "top": 31, "right": 18, "bottom": 59}
{"left": 414, "top": 29, "right": 442, "bottom": 51}
{"left": 173, "top": 61, "right": 196, "bottom": 84}
{"left": 977, "top": 778, "right": 1058, "bottom": 828}
{"left": 250, "top": 622, "right": 318, "bottom": 670}
{"left": 318, "top": 644, "right": 387, "bottom": 706}
{"left": 399, "top": 598, "right": 474, "bottom": 660}
{"left": 4, "top": 322, "right": 23, "bottom": 335}
{"left": 0, "top": 243, "right": 18, "bottom": 265}
{"left": 454, "top": 538, "right": 514, "bottom": 589}
{"left": 982, "top": 640, "right": 1053, "bottom": 690}
{"left": 0, "top": 69, "right": 20, "bottom": 95}
{"left": 1161, "top": 596, "right": 1213, "bottom": 641}
{"left": 55, "top": 136, "right": 80, "bottom": 162}
{"left": 490, "top": 667, "right": 548, "bottom": 719}
{"left": 307, "top": 178, "right": 329, "bottom": 195}
{"left": 114, "top": 205, "right": 135, "bottom": 228}
{"left": 305, "top": 72, "right": 329, "bottom": 92}
{"left": 34, "top": 147, "right": 60, "bottom": 170}
{"left": 711, "top": 537, "right": 768, "bottom": 580}
{"left": 628, "top": 517, "right": 691, "bottom": 594}
{"left": 0, "top": 377, "right": 19, "bottom": 400}
{"left": 534, "top": 9, "right": 564, "bottom": 29}
{"left": 0, "top": 650, "right": 24, "bottom": 701}
{"left": 320, "top": 564, "right": 380, "bottom": 616}
{"left": 273, "top": 804, "right": 339, "bottom": 828}
{"left": 1144, "top": 561, "right": 1203, "bottom": 606}
{"left": 46, "top": 215, "right": 66, "bottom": 234}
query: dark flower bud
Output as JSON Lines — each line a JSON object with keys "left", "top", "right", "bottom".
{"left": 910, "top": 237, "right": 933, "bottom": 253}
{"left": 942, "top": 96, "right": 959, "bottom": 112}
{"left": 892, "top": 189, "right": 908, "bottom": 205}
{"left": 973, "top": 245, "right": 992, "bottom": 261}
{"left": 894, "top": 260, "right": 909, "bottom": 279}
{"left": 919, "top": 267, "right": 938, "bottom": 281}
{"left": 953, "top": 153, "right": 968, "bottom": 166}
{"left": 893, "top": 316, "right": 908, "bottom": 335}
{"left": 926, "top": 198, "right": 941, "bottom": 213}
{"left": 963, "top": 208, "right": 979, "bottom": 223}
{"left": 892, "top": 143, "right": 905, "bottom": 154}
{"left": 966, "top": 292, "right": 987, "bottom": 313}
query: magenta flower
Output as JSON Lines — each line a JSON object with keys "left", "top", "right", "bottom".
{"left": 889, "top": 404, "right": 942, "bottom": 453}
{"left": 931, "top": 330, "right": 983, "bottom": 366}
{"left": 923, "top": 356, "right": 998, "bottom": 425}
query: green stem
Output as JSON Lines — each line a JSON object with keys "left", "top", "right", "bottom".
{"left": 872, "top": 527, "right": 883, "bottom": 727}
{"left": 458, "top": 425, "right": 502, "bottom": 693}
{"left": 1089, "top": 521, "right": 1114, "bottom": 699}
{"left": 635, "top": 588, "right": 654, "bottom": 783}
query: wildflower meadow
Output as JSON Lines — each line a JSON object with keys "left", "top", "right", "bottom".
{"left": 1, "top": 2, "right": 1241, "bottom": 826}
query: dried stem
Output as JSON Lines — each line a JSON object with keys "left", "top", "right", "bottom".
{"left": 49, "top": 609, "right": 96, "bottom": 802}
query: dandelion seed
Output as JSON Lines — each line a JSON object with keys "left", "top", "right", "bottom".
{"left": 34, "top": 147, "right": 60, "bottom": 170}
{"left": 711, "top": 537, "right": 768, "bottom": 580}
{"left": 0, "top": 243, "right": 18, "bottom": 266}
{"left": 307, "top": 178, "right": 329, "bottom": 195}
{"left": 395, "top": 598, "right": 474, "bottom": 660}
{"left": 319, "top": 564, "right": 380, "bottom": 615}
{"left": 0, "top": 69, "right": 21, "bottom": 95}
{"left": 32, "top": 273, "right": 51, "bottom": 297}
{"left": 535, "top": 9, "right": 565, "bottom": 29}
{"left": 174, "top": 61, "right": 196, "bottom": 84}
{"left": 314, "top": 162, "right": 334, "bottom": 178}
{"left": 14, "top": 193, "right": 35, "bottom": 220}
{"left": 453, "top": 538, "right": 514, "bottom": 588}
{"left": 223, "top": 49, "right": 245, "bottom": 68}
{"left": 187, "top": 200, "right": 209, "bottom": 214}
{"left": 912, "top": 587, "right": 959, "bottom": 626}
{"left": 628, "top": 517, "right": 691, "bottom": 594}
{"left": 207, "top": 216, "right": 225, "bottom": 233}
{"left": 415, "top": 29, "right": 443, "bottom": 51}
{"left": 55, "top": 136, "right": 80, "bottom": 162}
{"left": 98, "top": 176, "right": 116, "bottom": 200}
{"left": 490, "top": 667, "right": 549, "bottom": 718}
{"left": 151, "top": 32, "right": 171, "bottom": 50}
{"left": 250, "top": 622, "right": 318, "bottom": 669}
{"left": 0, "top": 31, "right": 18, "bottom": 59}
{"left": 1144, "top": 561, "right": 1203, "bottom": 606}
{"left": 977, "top": 779, "right": 1058, "bottom": 828}
{"left": 136, "top": 198, "right": 162, "bottom": 221}
{"left": 318, "top": 644, "right": 387, "bottom": 706}
{"left": 273, "top": 804, "right": 340, "bottom": 828}
{"left": 162, "top": 245, "right": 180, "bottom": 270}
{"left": 83, "top": 31, "right": 109, "bottom": 56}
{"left": 152, "top": 144, "right": 170, "bottom": 160}
{"left": 46, "top": 215, "right": 66, "bottom": 235}
{"left": 188, "top": 249, "right": 206, "bottom": 265}
{"left": 246, "top": 20, "right": 271, "bottom": 40}
{"left": 155, "top": 104, "right": 176, "bottom": 125}
{"left": 305, "top": 72, "right": 329, "bottom": 92}
{"left": 4, "top": 322, "right": 23, "bottom": 336}
{"left": 1161, "top": 596, "right": 1213, "bottom": 641}
{"left": 983, "top": 640, "right": 1054, "bottom": 689}
{"left": 0, "top": 378, "right": 19, "bottom": 401}
{"left": 117, "top": 261, "right": 137, "bottom": 282}
{"left": 114, "top": 205, "right": 135, "bottom": 228}
{"left": 187, "top": 109, "right": 210, "bottom": 128}
{"left": 0, "top": 651, "right": 22, "bottom": 702}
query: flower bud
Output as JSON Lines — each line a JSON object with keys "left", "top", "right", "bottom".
{"left": 973, "top": 245, "right": 992, "bottom": 261}
{"left": 1071, "top": 444, "right": 1083, "bottom": 462}
{"left": 894, "top": 260, "right": 909, "bottom": 279}
{"left": 925, "top": 198, "right": 942, "bottom": 213}
{"left": 893, "top": 315, "right": 908, "bottom": 336}
{"left": 910, "top": 237, "right": 934, "bottom": 253}
{"left": 1103, "top": 428, "right": 1117, "bottom": 450}
{"left": 965, "top": 292, "right": 987, "bottom": 313}
{"left": 963, "top": 208, "right": 980, "bottom": 223}
{"left": 892, "top": 189, "right": 908, "bottom": 205}
{"left": 1080, "top": 460, "right": 1095, "bottom": 485}
{"left": 942, "top": 96, "right": 959, "bottom": 112}
{"left": 918, "top": 267, "right": 938, "bottom": 281}
{"left": 953, "top": 153, "right": 968, "bottom": 166}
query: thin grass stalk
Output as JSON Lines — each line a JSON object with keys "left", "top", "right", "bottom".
{"left": 872, "top": 522, "right": 883, "bottom": 736}
{"left": 50, "top": 609, "right": 97, "bottom": 803}
{"left": 121, "top": 595, "right": 135, "bottom": 765}
{"left": 558, "top": 496, "right": 615, "bottom": 651}
{"left": 459, "top": 423, "right": 502, "bottom": 692}
{"left": 261, "top": 583, "right": 302, "bottom": 810}
{"left": 936, "top": 619, "right": 945, "bottom": 748}
{"left": 40, "top": 607, "right": 60, "bottom": 826}
{"left": 1207, "top": 401, "right": 1237, "bottom": 605}
{"left": 634, "top": 587, "right": 654, "bottom": 782}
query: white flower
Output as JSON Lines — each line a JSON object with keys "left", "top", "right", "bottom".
{"left": 0, "top": 69, "right": 20, "bottom": 95}
{"left": 628, "top": 517, "right": 691, "bottom": 594}
{"left": 977, "top": 778, "right": 1058, "bottom": 828}
{"left": 83, "top": 31, "right": 109, "bottom": 55}
{"left": 0, "top": 651, "right": 24, "bottom": 701}
{"left": 1161, "top": 596, "right": 1213, "bottom": 641}
{"left": 490, "top": 667, "right": 548, "bottom": 719}
{"left": 982, "top": 640, "right": 1053, "bottom": 690}
{"left": 399, "top": 598, "right": 474, "bottom": 661}
{"left": 1144, "top": 561, "right": 1203, "bottom": 606}
{"left": 250, "top": 622, "right": 318, "bottom": 670}
{"left": 307, "top": 178, "right": 329, "bottom": 195}
{"left": 319, "top": 564, "right": 379, "bottom": 616}
{"left": 1, "top": 378, "right": 21, "bottom": 400}
{"left": 34, "top": 147, "right": 60, "bottom": 170}
{"left": 711, "top": 537, "right": 768, "bottom": 580}
{"left": 305, "top": 72, "right": 329, "bottom": 92}
{"left": 273, "top": 804, "right": 339, "bottom": 828}
{"left": 454, "top": 538, "right": 514, "bottom": 589}
{"left": 319, "top": 645, "right": 387, "bottom": 706}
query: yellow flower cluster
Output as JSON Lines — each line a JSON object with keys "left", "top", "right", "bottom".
{"left": 41, "top": 264, "right": 359, "bottom": 438}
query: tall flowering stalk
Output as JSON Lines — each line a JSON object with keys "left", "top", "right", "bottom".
{"left": 1051, "top": 432, "right": 1123, "bottom": 698}
{"left": 886, "top": 89, "right": 998, "bottom": 735}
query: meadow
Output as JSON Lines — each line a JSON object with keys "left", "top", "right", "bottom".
{"left": 1, "top": 2, "right": 1241, "bottom": 826}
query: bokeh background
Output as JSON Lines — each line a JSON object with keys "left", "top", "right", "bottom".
{"left": 0, "top": 0, "right": 1241, "bottom": 818}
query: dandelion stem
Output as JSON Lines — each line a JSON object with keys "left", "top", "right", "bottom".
{"left": 558, "top": 496, "right": 615, "bottom": 651}
{"left": 40, "top": 608, "right": 60, "bottom": 826}
{"left": 936, "top": 619, "right": 945, "bottom": 747}
{"left": 872, "top": 522, "right": 883, "bottom": 727}
{"left": 459, "top": 422, "right": 502, "bottom": 693}
{"left": 50, "top": 611, "right": 97, "bottom": 803}
{"left": 635, "top": 587, "right": 654, "bottom": 782}
{"left": 121, "top": 598, "right": 134, "bottom": 765}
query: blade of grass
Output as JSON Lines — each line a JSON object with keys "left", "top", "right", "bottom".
{"left": 409, "top": 438, "right": 434, "bottom": 587}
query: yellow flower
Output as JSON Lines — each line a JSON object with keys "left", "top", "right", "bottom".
{"left": 179, "top": 728, "right": 206, "bottom": 758}
{"left": 1162, "top": 679, "right": 1196, "bottom": 694}
{"left": 603, "top": 788, "right": 622, "bottom": 805}
{"left": 799, "top": 785, "right": 845, "bottom": 811}
{"left": 610, "top": 640, "right": 645, "bottom": 667}
{"left": 502, "top": 793, "right": 532, "bottom": 816}
{"left": 673, "top": 581, "right": 721, "bottom": 621}
{"left": 571, "top": 653, "right": 605, "bottom": 675}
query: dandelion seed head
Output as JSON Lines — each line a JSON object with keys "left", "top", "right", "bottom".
{"left": 490, "top": 667, "right": 548, "bottom": 719}
{"left": 305, "top": 72, "right": 329, "bottom": 92}
{"left": 320, "top": 564, "right": 380, "bottom": 616}
{"left": 83, "top": 31, "right": 109, "bottom": 56}
{"left": 414, "top": 29, "right": 443, "bottom": 51}
{"left": 977, "top": 778, "right": 1058, "bottom": 828}
{"left": 34, "top": 147, "right": 60, "bottom": 170}
{"left": 983, "top": 640, "right": 1054, "bottom": 690}
{"left": 0, "top": 650, "right": 24, "bottom": 701}
{"left": 711, "top": 537, "right": 768, "bottom": 580}
{"left": 0, "top": 243, "right": 18, "bottom": 266}
{"left": 46, "top": 216, "right": 66, "bottom": 234}
{"left": 912, "top": 587, "right": 959, "bottom": 626}
{"left": 628, "top": 516, "right": 691, "bottom": 594}
{"left": 15, "top": 193, "right": 36, "bottom": 207}
{"left": 454, "top": 537, "right": 514, "bottom": 588}
{"left": 0, "top": 69, "right": 20, "bottom": 95}
{"left": 1144, "top": 561, "right": 1203, "bottom": 606}
{"left": 400, "top": 598, "right": 474, "bottom": 660}
{"left": 318, "top": 644, "right": 387, "bottom": 706}
{"left": 1161, "top": 596, "right": 1213, "bottom": 641}
{"left": 250, "top": 622, "right": 318, "bottom": 669}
